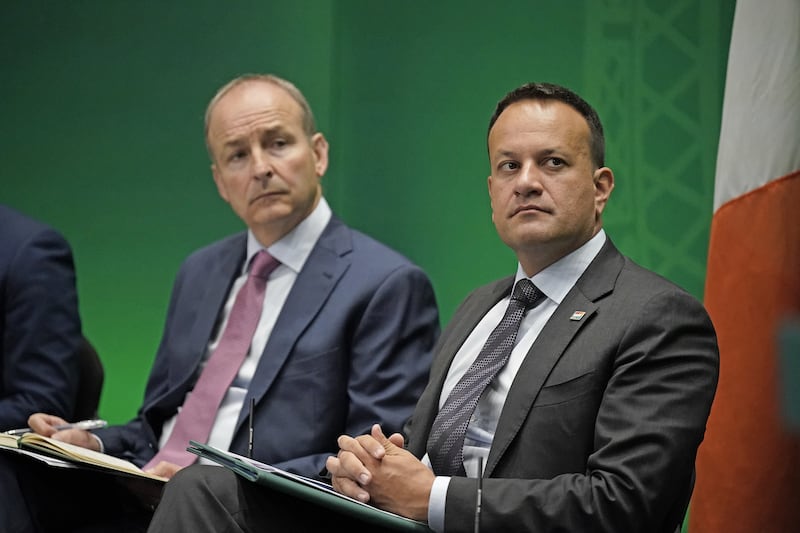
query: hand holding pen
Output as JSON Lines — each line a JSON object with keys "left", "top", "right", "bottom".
{"left": 5, "top": 418, "right": 108, "bottom": 436}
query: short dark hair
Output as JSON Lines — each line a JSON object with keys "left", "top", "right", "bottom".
{"left": 487, "top": 82, "right": 605, "bottom": 168}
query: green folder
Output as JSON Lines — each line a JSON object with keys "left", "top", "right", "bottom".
{"left": 187, "top": 441, "right": 432, "bottom": 532}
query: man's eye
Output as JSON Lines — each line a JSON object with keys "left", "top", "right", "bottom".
{"left": 500, "top": 161, "right": 519, "bottom": 171}
{"left": 228, "top": 151, "right": 247, "bottom": 162}
{"left": 272, "top": 139, "right": 288, "bottom": 149}
{"left": 547, "top": 157, "right": 565, "bottom": 167}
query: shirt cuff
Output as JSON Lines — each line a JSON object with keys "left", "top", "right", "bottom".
{"left": 427, "top": 476, "right": 450, "bottom": 533}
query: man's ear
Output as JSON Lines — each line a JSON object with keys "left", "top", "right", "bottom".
{"left": 311, "top": 133, "right": 329, "bottom": 177}
{"left": 593, "top": 167, "right": 614, "bottom": 216}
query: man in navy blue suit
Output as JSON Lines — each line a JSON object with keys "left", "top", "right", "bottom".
{"left": 0, "top": 205, "right": 84, "bottom": 533}
{"left": 19, "top": 74, "right": 440, "bottom": 532}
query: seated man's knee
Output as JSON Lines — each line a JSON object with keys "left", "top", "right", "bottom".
{"left": 169, "top": 465, "right": 237, "bottom": 496}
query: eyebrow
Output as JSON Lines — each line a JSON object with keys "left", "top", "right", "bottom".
{"left": 491, "top": 149, "right": 519, "bottom": 160}
{"left": 219, "top": 126, "right": 287, "bottom": 150}
{"left": 492, "top": 147, "right": 560, "bottom": 159}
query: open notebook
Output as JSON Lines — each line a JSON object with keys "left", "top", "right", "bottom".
{"left": 0, "top": 432, "right": 166, "bottom": 482}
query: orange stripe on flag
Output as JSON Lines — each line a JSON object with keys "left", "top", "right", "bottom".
{"left": 691, "top": 171, "right": 800, "bottom": 532}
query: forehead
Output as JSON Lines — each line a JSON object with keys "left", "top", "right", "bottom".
{"left": 208, "top": 81, "right": 303, "bottom": 142}
{"left": 488, "top": 99, "right": 590, "bottom": 153}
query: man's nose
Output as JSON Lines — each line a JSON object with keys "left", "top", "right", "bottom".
{"left": 252, "top": 149, "right": 273, "bottom": 181}
{"left": 515, "top": 164, "right": 542, "bottom": 195}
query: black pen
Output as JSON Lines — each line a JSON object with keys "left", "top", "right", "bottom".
{"left": 248, "top": 397, "right": 255, "bottom": 459}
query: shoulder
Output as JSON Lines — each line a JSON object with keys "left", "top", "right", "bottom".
{"left": 167, "top": 232, "right": 246, "bottom": 287}
{"left": 181, "top": 232, "right": 246, "bottom": 266}
{"left": 617, "top": 254, "right": 698, "bottom": 300}
{"left": 449, "top": 275, "right": 514, "bottom": 321}
{"left": 0, "top": 206, "right": 73, "bottom": 275}
{"left": 324, "top": 216, "right": 423, "bottom": 271}
{"left": 349, "top": 228, "right": 416, "bottom": 265}
{"left": 0, "top": 205, "right": 70, "bottom": 250}
{"left": 597, "top": 250, "right": 713, "bottom": 332}
{"left": 585, "top": 236, "right": 700, "bottom": 302}
{"left": 313, "top": 219, "right": 436, "bottom": 300}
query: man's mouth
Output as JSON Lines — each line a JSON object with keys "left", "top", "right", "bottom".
{"left": 249, "top": 191, "right": 284, "bottom": 205}
{"left": 512, "top": 204, "right": 547, "bottom": 216}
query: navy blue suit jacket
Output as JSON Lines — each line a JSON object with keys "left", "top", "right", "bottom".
{"left": 0, "top": 205, "right": 82, "bottom": 430}
{"left": 95, "top": 215, "right": 440, "bottom": 477}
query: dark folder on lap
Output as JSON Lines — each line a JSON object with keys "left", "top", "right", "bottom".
{"left": 187, "top": 441, "right": 432, "bottom": 532}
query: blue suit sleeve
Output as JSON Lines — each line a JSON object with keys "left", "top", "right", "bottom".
{"left": 1, "top": 228, "right": 82, "bottom": 429}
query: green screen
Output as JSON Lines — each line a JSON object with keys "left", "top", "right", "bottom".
{"left": 1, "top": 0, "right": 735, "bottom": 441}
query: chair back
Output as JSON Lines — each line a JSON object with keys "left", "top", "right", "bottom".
{"left": 74, "top": 336, "right": 104, "bottom": 420}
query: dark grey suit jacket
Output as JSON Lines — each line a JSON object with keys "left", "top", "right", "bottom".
{"left": 95, "top": 215, "right": 440, "bottom": 477}
{"left": 406, "top": 237, "right": 719, "bottom": 533}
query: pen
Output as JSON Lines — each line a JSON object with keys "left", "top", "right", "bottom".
{"left": 3, "top": 418, "right": 108, "bottom": 437}
{"left": 248, "top": 397, "right": 255, "bottom": 459}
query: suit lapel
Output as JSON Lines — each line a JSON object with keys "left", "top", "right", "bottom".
{"left": 434, "top": 278, "right": 514, "bottom": 383}
{"left": 238, "top": 218, "right": 351, "bottom": 427}
{"left": 485, "top": 240, "right": 624, "bottom": 475}
{"left": 173, "top": 235, "right": 246, "bottom": 387}
{"left": 414, "top": 278, "right": 514, "bottom": 442}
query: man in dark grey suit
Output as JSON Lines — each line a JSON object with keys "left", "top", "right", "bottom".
{"left": 148, "top": 82, "right": 719, "bottom": 533}
{"left": 17, "top": 74, "right": 440, "bottom": 532}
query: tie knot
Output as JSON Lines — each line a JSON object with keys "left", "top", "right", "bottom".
{"left": 511, "top": 278, "right": 544, "bottom": 310}
{"left": 249, "top": 250, "right": 280, "bottom": 280}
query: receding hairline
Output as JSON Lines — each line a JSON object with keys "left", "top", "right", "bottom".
{"left": 204, "top": 74, "right": 317, "bottom": 158}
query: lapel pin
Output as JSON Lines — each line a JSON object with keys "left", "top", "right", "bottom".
{"left": 569, "top": 311, "right": 586, "bottom": 321}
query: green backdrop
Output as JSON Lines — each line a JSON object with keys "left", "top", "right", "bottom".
{"left": 1, "top": 0, "right": 735, "bottom": 435}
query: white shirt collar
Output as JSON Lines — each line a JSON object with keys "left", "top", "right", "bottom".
{"left": 515, "top": 229, "right": 606, "bottom": 305}
{"left": 244, "top": 197, "right": 332, "bottom": 274}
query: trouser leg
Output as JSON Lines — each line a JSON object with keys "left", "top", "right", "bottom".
{"left": 0, "top": 454, "right": 37, "bottom": 533}
{"left": 10, "top": 454, "right": 156, "bottom": 533}
{"left": 148, "top": 465, "right": 398, "bottom": 533}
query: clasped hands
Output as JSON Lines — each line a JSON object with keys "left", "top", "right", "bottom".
{"left": 326, "top": 423, "right": 435, "bottom": 522}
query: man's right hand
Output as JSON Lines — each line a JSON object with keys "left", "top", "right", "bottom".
{"left": 327, "top": 424, "right": 433, "bottom": 521}
{"left": 27, "top": 412, "right": 101, "bottom": 451}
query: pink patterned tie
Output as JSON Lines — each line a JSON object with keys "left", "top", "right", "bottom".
{"left": 144, "top": 250, "right": 279, "bottom": 469}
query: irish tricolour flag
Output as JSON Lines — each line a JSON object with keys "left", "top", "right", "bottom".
{"left": 689, "top": 0, "right": 800, "bottom": 531}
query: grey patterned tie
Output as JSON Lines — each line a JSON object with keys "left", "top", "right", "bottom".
{"left": 426, "top": 278, "right": 545, "bottom": 476}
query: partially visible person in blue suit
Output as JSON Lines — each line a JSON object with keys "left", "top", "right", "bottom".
{"left": 0, "top": 204, "right": 83, "bottom": 533}
{"left": 21, "top": 74, "right": 439, "bottom": 532}
{"left": 0, "top": 204, "right": 82, "bottom": 429}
